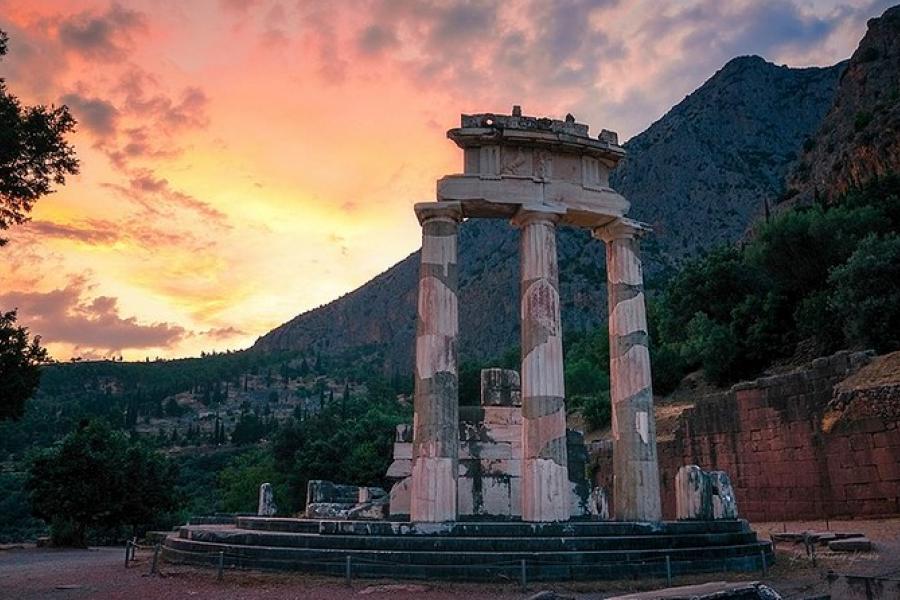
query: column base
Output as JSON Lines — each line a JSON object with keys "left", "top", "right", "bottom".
{"left": 410, "top": 457, "right": 457, "bottom": 522}
{"left": 521, "top": 458, "right": 570, "bottom": 522}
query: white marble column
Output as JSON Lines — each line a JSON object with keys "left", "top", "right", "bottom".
{"left": 514, "top": 208, "right": 570, "bottom": 522}
{"left": 410, "top": 202, "right": 462, "bottom": 522}
{"left": 594, "top": 218, "right": 662, "bottom": 522}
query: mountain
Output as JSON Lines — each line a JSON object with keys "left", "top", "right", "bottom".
{"left": 615, "top": 56, "right": 844, "bottom": 267}
{"left": 784, "top": 5, "right": 900, "bottom": 204}
{"left": 254, "top": 56, "right": 845, "bottom": 371}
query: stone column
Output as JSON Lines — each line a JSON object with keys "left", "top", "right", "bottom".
{"left": 514, "top": 208, "right": 570, "bottom": 522}
{"left": 594, "top": 218, "right": 662, "bottom": 522}
{"left": 410, "top": 202, "right": 462, "bottom": 522}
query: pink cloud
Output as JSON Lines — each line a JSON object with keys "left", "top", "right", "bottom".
{"left": 0, "top": 278, "right": 186, "bottom": 354}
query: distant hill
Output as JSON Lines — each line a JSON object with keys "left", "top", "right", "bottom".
{"left": 254, "top": 55, "right": 846, "bottom": 371}
{"left": 784, "top": 5, "right": 900, "bottom": 205}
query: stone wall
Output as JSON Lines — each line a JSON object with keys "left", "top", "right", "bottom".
{"left": 592, "top": 350, "right": 900, "bottom": 521}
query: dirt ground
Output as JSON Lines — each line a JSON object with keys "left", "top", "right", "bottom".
{"left": 1, "top": 518, "right": 898, "bottom": 600}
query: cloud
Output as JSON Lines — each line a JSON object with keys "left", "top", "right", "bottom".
{"left": 0, "top": 279, "right": 185, "bottom": 355}
{"left": 199, "top": 325, "right": 247, "bottom": 340}
{"left": 57, "top": 3, "right": 147, "bottom": 61}
{"left": 26, "top": 219, "right": 121, "bottom": 245}
{"left": 357, "top": 24, "right": 398, "bottom": 55}
{"left": 125, "top": 169, "right": 229, "bottom": 223}
{"left": 117, "top": 71, "right": 211, "bottom": 132}
{"left": 59, "top": 92, "right": 119, "bottom": 138}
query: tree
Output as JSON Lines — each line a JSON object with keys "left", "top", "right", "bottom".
{"left": 829, "top": 233, "right": 900, "bottom": 352}
{"left": 26, "top": 421, "right": 178, "bottom": 546}
{"left": 0, "top": 30, "right": 79, "bottom": 246}
{"left": 231, "top": 414, "right": 266, "bottom": 446}
{"left": 0, "top": 310, "right": 48, "bottom": 420}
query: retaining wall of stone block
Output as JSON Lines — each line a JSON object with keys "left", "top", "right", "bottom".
{"left": 592, "top": 351, "right": 900, "bottom": 521}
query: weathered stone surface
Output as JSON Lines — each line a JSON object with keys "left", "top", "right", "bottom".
{"left": 516, "top": 210, "right": 570, "bottom": 522}
{"left": 305, "top": 480, "right": 387, "bottom": 520}
{"left": 596, "top": 220, "right": 661, "bottom": 522}
{"left": 386, "top": 458, "right": 412, "bottom": 479}
{"left": 257, "top": 482, "right": 277, "bottom": 517}
{"left": 411, "top": 203, "right": 462, "bottom": 523}
{"left": 828, "top": 537, "right": 873, "bottom": 552}
{"left": 710, "top": 471, "right": 738, "bottom": 519}
{"left": 675, "top": 466, "right": 739, "bottom": 521}
{"left": 390, "top": 477, "right": 411, "bottom": 517}
{"left": 609, "top": 581, "right": 783, "bottom": 599}
{"left": 306, "top": 480, "right": 358, "bottom": 505}
{"left": 480, "top": 368, "right": 521, "bottom": 406}
{"left": 305, "top": 502, "right": 354, "bottom": 519}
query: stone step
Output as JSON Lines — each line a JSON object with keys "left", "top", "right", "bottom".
{"left": 179, "top": 526, "right": 759, "bottom": 553}
{"left": 162, "top": 536, "right": 773, "bottom": 581}
{"left": 165, "top": 535, "right": 772, "bottom": 566}
{"left": 235, "top": 517, "right": 750, "bottom": 537}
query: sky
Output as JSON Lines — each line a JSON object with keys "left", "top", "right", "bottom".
{"left": 0, "top": 0, "right": 892, "bottom": 361}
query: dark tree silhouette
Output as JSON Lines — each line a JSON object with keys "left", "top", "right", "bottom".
{"left": 0, "top": 310, "right": 48, "bottom": 420}
{"left": 0, "top": 29, "right": 79, "bottom": 246}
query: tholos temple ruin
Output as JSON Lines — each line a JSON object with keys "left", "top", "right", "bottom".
{"left": 163, "top": 109, "right": 770, "bottom": 580}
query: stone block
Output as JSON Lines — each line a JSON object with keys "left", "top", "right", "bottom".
{"left": 395, "top": 424, "right": 413, "bottom": 443}
{"left": 675, "top": 465, "right": 739, "bottom": 520}
{"left": 257, "top": 482, "right": 277, "bottom": 517}
{"left": 393, "top": 442, "right": 412, "bottom": 459}
{"left": 460, "top": 440, "right": 514, "bottom": 459}
{"left": 358, "top": 486, "right": 387, "bottom": 504}
{"left": 480, "top": 477, "right": 514, "bottom": 515}
{"left": 828, "top": 537, "right": 872, "bottom": 552}
{"left": 306, "top": 480, "right": 359, "bottom": 505}
{"left": 389, "top": 477, "right": 411, "bottom": 517}
{"left": 480, "top": 368, "right": 521, "bottom": 406}
{"left": 456, "top": 476, "right": 474, "bottom": 515}
{"left": 386, "top": 459, "right": 412, "bottom": 479}
{"left": 481, "top": 406, "right": 523, "bottom": 425}
{"left": 676, "top": 465, "right": 712, "bottom": 520}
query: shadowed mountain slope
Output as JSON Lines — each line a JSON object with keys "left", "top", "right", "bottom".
{"left": 254, "top": 56, "right": 845, "bottom": 371}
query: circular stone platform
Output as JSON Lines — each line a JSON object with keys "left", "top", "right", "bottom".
{"left": 162, "top": 517, "right": 773, "bottom": 581}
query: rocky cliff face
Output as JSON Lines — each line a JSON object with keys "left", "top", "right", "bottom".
{"left": 254, "top": 56, "right": 844, "bottom": 371}
{"left": 785, "top": 5, "right": 900, "bottom": 205}
{"left": 615, "top": 56, "right": 844, "bottom": 272}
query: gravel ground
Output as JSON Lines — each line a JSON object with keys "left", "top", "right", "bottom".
{"left": 1, "top": 518, "right": 898, "bottom": 599}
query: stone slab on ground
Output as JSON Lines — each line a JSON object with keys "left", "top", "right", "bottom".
{"left": 771, "top": 531, "right": 864, "bottom": 544}
{"left": 828, "top": 537, "right": 873, "bottom": 552}
{"left": 607, "top": 581, "right": 782, "bottom": 599}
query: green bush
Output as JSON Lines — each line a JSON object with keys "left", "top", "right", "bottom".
{"left": 579, "top": 392, "right": 612, "bottom": 432}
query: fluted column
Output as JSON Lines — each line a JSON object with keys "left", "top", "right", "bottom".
{"left": 513, "top": 208, "right": 569, "bottom": 522}
{"left": 594, "top": 218, "right": 661, "bottom": 522}
{"left": 410, "top": 201, "right": 462, "bottom": 522}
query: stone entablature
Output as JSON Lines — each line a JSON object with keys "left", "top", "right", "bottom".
{"left": 437, "top": 108, "right": 629, "bottom": 229}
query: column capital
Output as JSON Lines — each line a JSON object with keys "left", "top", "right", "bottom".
{"left": 510, "top": 204, "right": 566, "bottom": 228}
{"left": 414, "top": 201, "right": 463, "bottom": 225}
{"left": 592, "top": 217, "right": 651, "bottom": 243}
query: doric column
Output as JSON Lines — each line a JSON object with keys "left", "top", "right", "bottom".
{"left": 410, "top": 201, "right": 462, "bottom": 522}
{"left": 594, "top": 218, "right": 662, "bottom": 522}
{"left": 513, "top": 207, "right": 570, "bottom": 522}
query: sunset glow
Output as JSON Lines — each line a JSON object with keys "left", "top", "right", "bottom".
{"left": 0, "top": 0, "right": 887, "bottom": 360}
